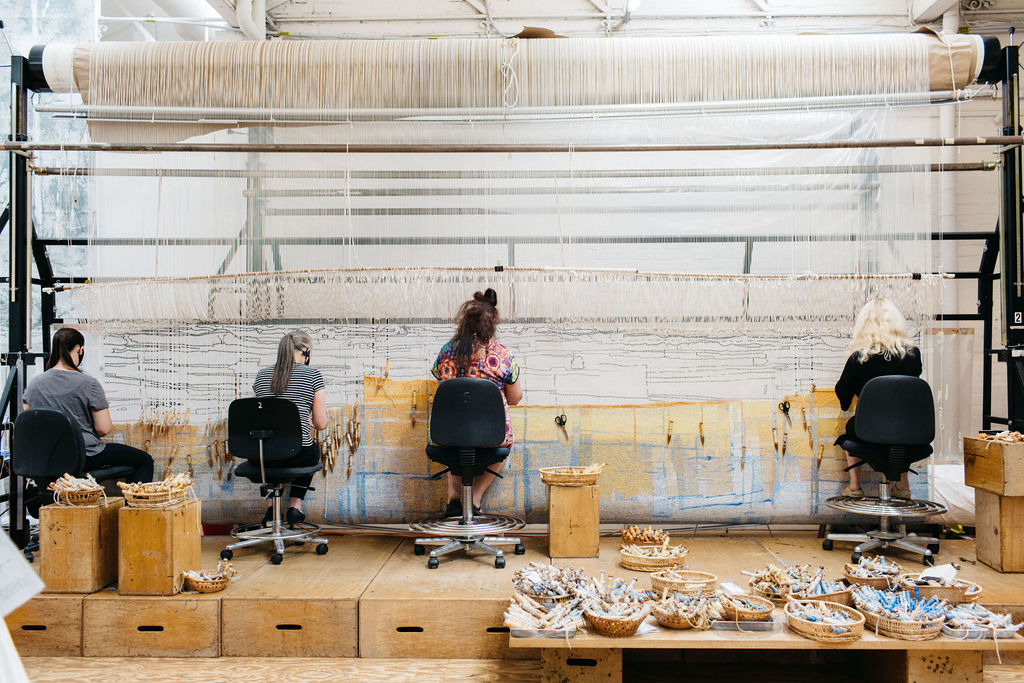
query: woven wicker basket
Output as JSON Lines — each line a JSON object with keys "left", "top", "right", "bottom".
{"left": 842, "top": 565, "right": 898, "bottom": 590}
{"left": 858, "top": 607, "right": 945, "bottom": 641}
{"left": 620, "top": 545, "right": 688, "bottom": 572}
{"left": 785, "top": 600, "right": 864, "bottom": 643}
{"left": 651, "top": 605, "right": 703, "bottom": 630}
{"left": 184, "top": 575, "right": 230, "bottom": 593}
{"left": 538, "top": 467, "right": 602, "bottom": 486}
{"left": 961, "top": 581, "right": 983, "bottom": 604}
{"left": 54, "top": 488, "right": 103, "bottom": 506}
{"left": 583, "top": 609, "right": 648, "bottom": 637}
{"left": 123, "top": 486, "right": 189, "bottom": 508}
{"left": 651, "top": 570, "right": 717, "bottom": 597}
{"left": 898, "top": 574, "right": 966, "bottom": 605}
{"left": 792, "top": 587, "right": 853, "bottom": 606}
{"left": 720, "top": 594, "right": 775, "bottom": 622}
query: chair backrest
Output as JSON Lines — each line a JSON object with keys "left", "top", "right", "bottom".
{"left": 228, "top": 397, "right": 303, "bottom": 462}
{"left": 429, "top": 378, "right": 506, "bottom": 448}
{"left": 854, "top": 375, "right": 935, "bottom": 446}
{"left": 12, "top": 408, "right": 87, "bottom": 479}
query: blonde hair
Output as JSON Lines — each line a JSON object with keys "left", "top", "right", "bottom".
{"left": 848, "top": 298, "right": 914, "bottom": 362}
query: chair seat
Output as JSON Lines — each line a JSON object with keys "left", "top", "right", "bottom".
{"left": 844, "top": 439, "right": 931, "bottom": 459}
{"left": 235, "top": 461, "right": 322, "bottom": 485}
{"left": 426, "top": 445, "right": 509, "bottom": 474}
{"left": 85, "top": 465, "right": 136, "bottom": 483}
{"left": 843, "top": 439, "right": 931, "bottom": 478}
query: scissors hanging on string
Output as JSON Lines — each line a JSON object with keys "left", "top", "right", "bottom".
{"left": 777, "top": 400, "right": 792, "bottom": 427}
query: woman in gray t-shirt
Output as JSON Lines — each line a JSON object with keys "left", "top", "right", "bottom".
{"left": 23, "top": 328, "right": 153, "bottom": 483}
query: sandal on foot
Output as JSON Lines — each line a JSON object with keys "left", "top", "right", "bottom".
{"left": 841, "top": 486, "right": 865, "bottom": 499}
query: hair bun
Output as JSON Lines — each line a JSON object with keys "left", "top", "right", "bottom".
{"left": 474, "top": 288, "right": 498, "bottom": 307}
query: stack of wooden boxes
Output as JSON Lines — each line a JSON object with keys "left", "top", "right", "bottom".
{"left": 963, "top": 436, "right": 1024, "bottom": 572}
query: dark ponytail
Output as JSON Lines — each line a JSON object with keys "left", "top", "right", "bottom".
{"left": 451, "top": 288, "right": 499, "bottom": 372}
{"left": 46, "top": 328, "right": 85, "bottom": 372}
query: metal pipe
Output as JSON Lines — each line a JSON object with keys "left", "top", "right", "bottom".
{"left": 32, "top": 90, "right": 995, "bottom": 121}
{"left": 35, "top": 231, "right": 994, "bottom": 248}
{"left": 30, "top": 161, "right": 999, "bottom": 178}
{"left": 3, "top": 135, "right": 1022, "bottom": 154}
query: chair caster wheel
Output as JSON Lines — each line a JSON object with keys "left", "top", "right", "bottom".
{"left": 850, "top": 551, "right": 862, "bottom": 564}
{"left": 495, "top": 556, "right": 506, "bottom": 569}
{"left": 270, "top": 553, "right": 283, "bottom": 565}
{"left": 821, "top": 539, "right": 833, "bottom": 551}
{"left": 427, "top": 557, "right": 439, "bottom": 569}
{"left": 414, "top": 544, "right": 425, "bottom": 556}
{"left": 24, "top": 552, "right": 34, "bottom": 564}
{"left": 927, "top": 543, "right": 940, "bottom": 554}
{"left": 922, "top": 554, "right": 935, "bottom": 567}
{"left": 514, "top": 544, "right": 526, "bottom": 555}
{"left": 316, "top": 544, "right": 329, "bottom": 555}
{"left": 220, "top": 549, "right": 233, "bottom": 560}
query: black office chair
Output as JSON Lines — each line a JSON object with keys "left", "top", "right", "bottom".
{"left": 220, "top": 397, "right": 328, "bottom": 565}
{"left": 823, "top": 375, "right": 947, "bottom": 565}
{"left": 10, "top": 408, "right": 136, "bottom": 561}
{"left": 410, "top": 378, "right": 524, "bottom": 569}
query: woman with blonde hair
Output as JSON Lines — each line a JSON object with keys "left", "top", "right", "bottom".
{"left": 252, "top": 330, "right": 327, "bottom": 526}
{"left": 834, "top": 298, "right": 921, "bottom": 499}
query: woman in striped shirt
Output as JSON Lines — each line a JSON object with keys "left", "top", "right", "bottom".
{"left": 252, "top": 330, "right": 327, "bottom": 527}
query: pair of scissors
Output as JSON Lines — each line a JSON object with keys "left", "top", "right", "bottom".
{"left": 777, "top": 400, "right": 792, "bottom": 426}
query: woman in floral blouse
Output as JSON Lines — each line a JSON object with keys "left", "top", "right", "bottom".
{"left": 431, "top": 288, "right": 522, "bottom": 516}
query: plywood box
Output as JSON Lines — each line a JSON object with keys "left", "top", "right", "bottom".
{"left": 118, "top": 498, "right": 202, "bottom": 595}
{"left": 40, "top": 497, "right": 124, "bottom": 593}
{"left": 83, "top": 594, "right": 219, "bottom": 657}
{"left": 6, "top": 595, "right": 83, "bottom": 656}
{"left": 221, "top": 598, "right": 356, "bottom": 657}
{"left": 975, "top": 489, "right": 1024, "bottom": 572}
{"left": 548, "top": 484, "right": 600, "bottom": 558}
{"left": 964, "top": 436, "right": 1024, "bottom": 496}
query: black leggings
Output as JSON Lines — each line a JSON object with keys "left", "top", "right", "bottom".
{"left": 87, "top": 443, "right": 154, "bottom": 483}
{"left": 275, "top": 443, "right": 321, "bottom": 500}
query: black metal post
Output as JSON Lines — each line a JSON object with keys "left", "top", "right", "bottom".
{"left": 980, "top": 229, "right": 1000, "bottom": 430}
{"left": 998, "top": 45, "right": 1024, "bottom": 430}
{"left": 7, "top": 56, "right": 31, "bottom": 547}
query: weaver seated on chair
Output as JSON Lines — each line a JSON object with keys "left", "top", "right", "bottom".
{"left": 10, "top": 408, "right": 138, "bottom": 562}
{"left": 410, "top": 377, "right": 524, "bottom": 569}
{"left": 220, "top": 397, "right": 329, "bottom": 565}
{"left": 823, "top": 375, "right": 947, "bottom": 565}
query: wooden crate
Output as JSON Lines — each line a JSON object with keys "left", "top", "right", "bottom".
{"left": 118, "top": 498, "right": 202, "bottom": 595}
{"left": 975, "top": 489, "right": 1024, "bottom": 572}
{"left": 221, "top": 598, "right": 356, "bottom": 657}
{"left": 6, "top": 595, "right": 83, "bottom": 656}
{"left": 83, "top": 594, "right": 220, "bottom": 657}
{"left": 221, "top": 536, "right": 400, "bottom": 657}
{"left": 359, "top": 596, "right": 512, "bottom": 659}
{"left": 548, "top": 484, "right": 600, "bottom": 558}
{"left": 964, "top": 436, "right": 1024, "bottom": 496}
{"left": 39, "top": 497, "right": 124, "bottom": 593}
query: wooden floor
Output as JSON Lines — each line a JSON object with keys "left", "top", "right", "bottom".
{"left": 17, "top": 657, "right": 1024, "bottom": 682}
{"left": 10, "top": 529, "right": 1024, "bottom": 679}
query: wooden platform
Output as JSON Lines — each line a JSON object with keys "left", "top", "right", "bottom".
{"left": 9, "top": 530, "right": 1024, "bottom": 671}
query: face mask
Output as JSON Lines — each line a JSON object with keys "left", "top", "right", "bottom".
{"left": 302, "top": 348, "right": 311, "bottom": 366}
{"left": 77, "top": 348, "right": 85, "bottom": 365}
